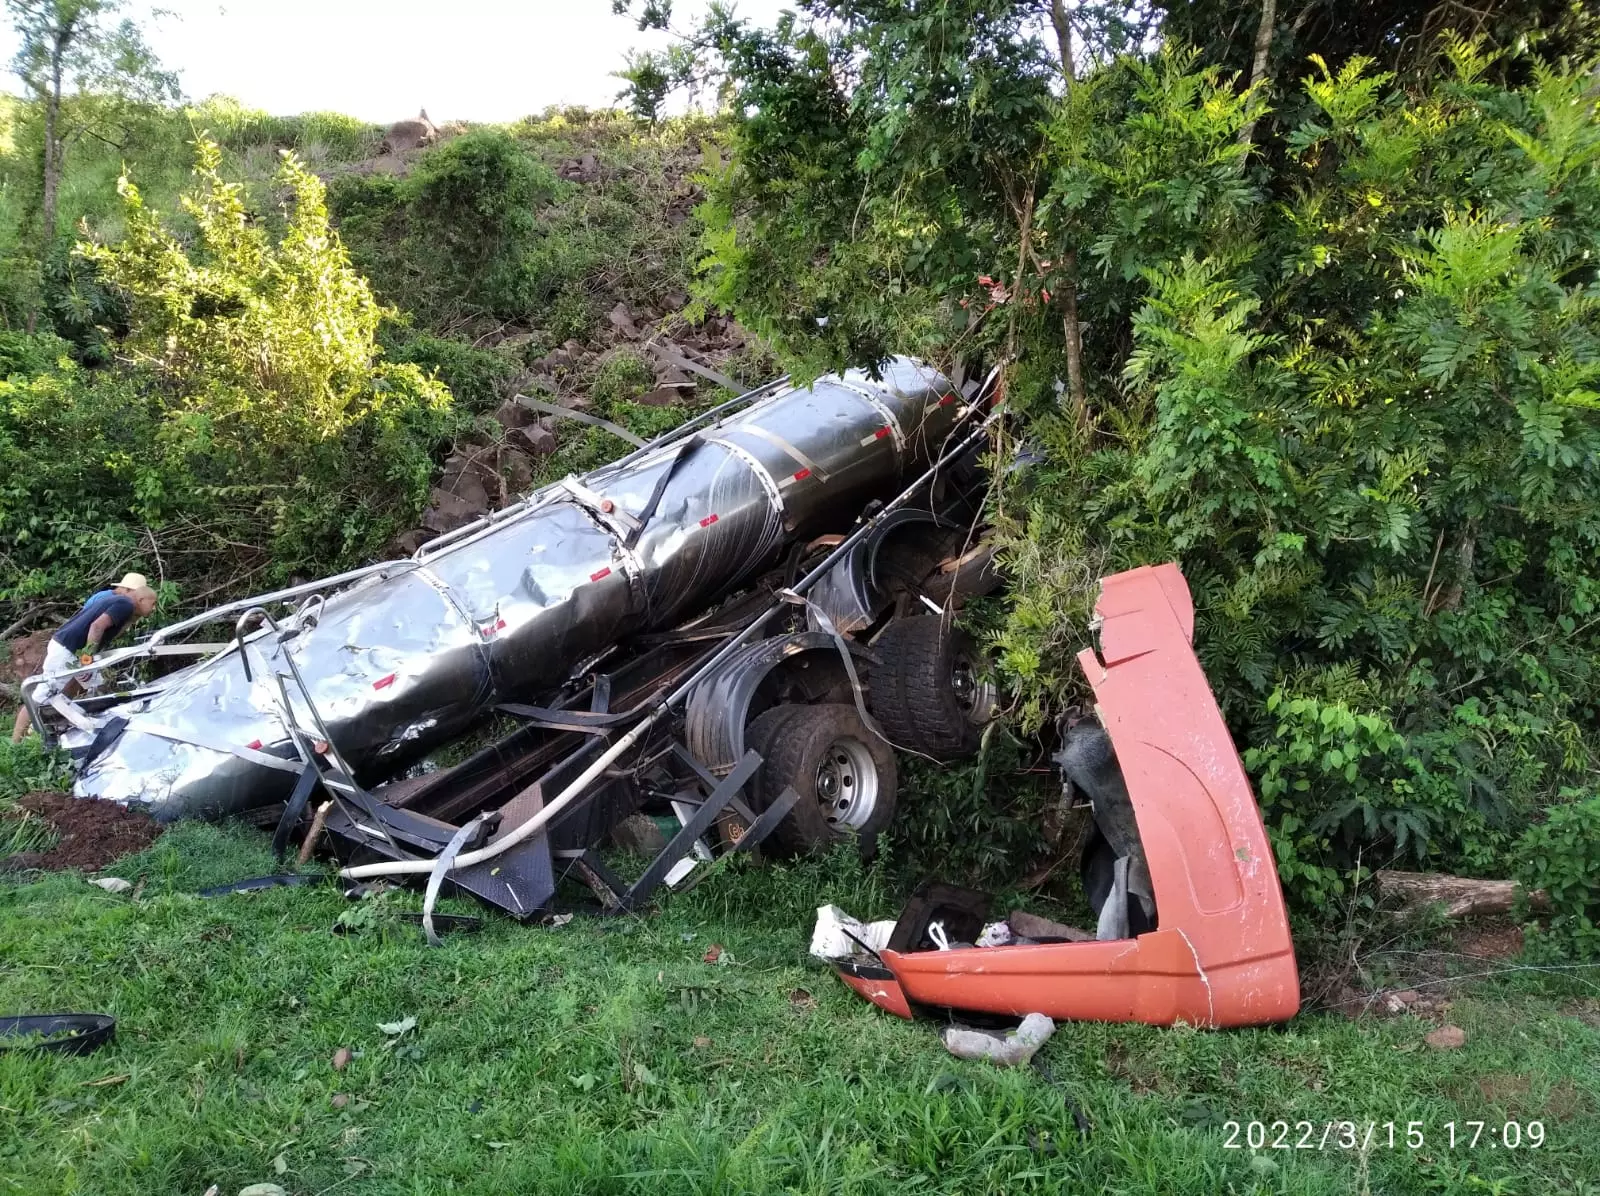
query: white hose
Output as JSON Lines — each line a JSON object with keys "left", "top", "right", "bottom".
{"left": 339, "top": 705, "right": 668, "bottom": 880}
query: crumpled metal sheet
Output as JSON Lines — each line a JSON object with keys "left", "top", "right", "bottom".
{"left": 70, "top": 358, "right": 963, "bottom": 819}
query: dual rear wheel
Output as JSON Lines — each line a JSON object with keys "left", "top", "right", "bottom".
{"left": 725, "top": 617, "right": 994, "bottom": 856}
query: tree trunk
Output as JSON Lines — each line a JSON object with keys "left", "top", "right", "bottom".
{"left": 1045, "top": 0, "right": 1089, "bottom": 423}
{"left": 1061, "top": 249, "right": 1087, "bottom": 428}
{"left": 1237, "top": 0, "right": 1277, "bottom": 147}
{"left": 1376, "top": 869, "right": 1548, "bottom": 920}
{"left": 1048, "top": 0, "right": 1074, "bottom": 86}
{"left": 42, "top": 49, "right": 65, "bottom": 245}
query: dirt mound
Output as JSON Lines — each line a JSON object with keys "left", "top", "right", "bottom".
{"left": 2, "top": 791, "right": 163, "bottom": 873}
{"left": 2, "top": 629, "right": 51, "bottom": 688}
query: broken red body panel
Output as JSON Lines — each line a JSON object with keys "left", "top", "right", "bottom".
{"left": 842, "top": 563, "right": 1300, "bottom": 1028}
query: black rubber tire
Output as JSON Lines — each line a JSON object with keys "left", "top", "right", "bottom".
{"left": 868, "top": 616, "right": 993, "bottom": 759}
{"left": 713, "top": 703, "right": 804, "bottom": 850}
{"left": 753, "top": 703, "right": 898, "bottom": 857}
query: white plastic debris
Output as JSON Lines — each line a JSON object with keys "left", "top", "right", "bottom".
{"left": 90, "top": 877, "right": 133, "bottom": 894}
{"left": 809, "top": 905, "right": 895, "bottom": 962}
{"left": 941, "top": 1013, "right": 1057, "bottom": 1067}
{"left": 976, "top": 921, "right": 1013, "bottom": 947}
{"left": 663, "top": 856, "right": 698, "bottom": 888}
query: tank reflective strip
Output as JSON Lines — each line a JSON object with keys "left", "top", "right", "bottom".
{"left": 829, "top": 379, "right": 907, "bottom": 452}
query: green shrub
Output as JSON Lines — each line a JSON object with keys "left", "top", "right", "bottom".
{"left": 381, "top": 330, "right": 519, "bottom": 415}
{"left": 589, "top": 348, "right": 654, "bottom": 408}
{"left": 400, "top": 129, "right": 564, "bottom": 321}
{"left": 1516, "top": 792, "right": 1600, "bottom": 958}
{"left": 0, "top": 138, "right": 453, "bottom": 615}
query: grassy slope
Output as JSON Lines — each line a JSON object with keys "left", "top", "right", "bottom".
{"left": 2, "top": 823, "right": 1597, "bottom": 1196}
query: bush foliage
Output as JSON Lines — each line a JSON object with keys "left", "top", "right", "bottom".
{"left": 0, "top": 139, "right": 452, "bottom": 608}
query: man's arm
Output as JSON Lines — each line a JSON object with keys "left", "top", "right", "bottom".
{"left": 82, "top": 612, "right": 119, "bottom": 655}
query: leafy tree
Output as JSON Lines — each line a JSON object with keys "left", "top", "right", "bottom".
{"left": 4, "top": 0, "right": 177, "bottom": 249}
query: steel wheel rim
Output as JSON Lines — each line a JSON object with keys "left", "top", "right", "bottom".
{"left": 816, "top": 736, "right": 879, "bottom": 830}
{"left": 950, "top": 650, "right": 996, "bottom": 724}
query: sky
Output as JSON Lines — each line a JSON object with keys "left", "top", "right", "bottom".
{"left": 0, "top": 0, "right": 792, "bottom": 122}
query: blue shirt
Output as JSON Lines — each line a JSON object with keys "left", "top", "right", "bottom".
{"left": 53, "top": 590, "right": 137, "bottom": 653}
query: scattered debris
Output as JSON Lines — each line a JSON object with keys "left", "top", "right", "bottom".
{"left": 332, "top": 1046, "right": 352, "bottom": 1072}
{"left": 297, "top": 800, "right": 333, "bottom": 866}
{"left": 89, "top": 877, "right": 133, "bottom": 894}
{"left": 197, "top": 874, "right": 321, "bottom": 898}
{"left": 237, "top": 1184, "right": 289, "bottom": 1196}
{"left": 831, "top": 566, "right": 1300, "bottom": 1030}
{"left": 788, "top": 988, "right": 815, "bottom": 1011}
{"left": 942, "top": 1014, "right": 1057, "bottom": 1067}
{"left": 1383, "top": 990, "right": 1424, "bottom": 1015}
{"left": 547, "top": 913, "right": 574, "bottom": 928}
{"left": 2, "top": 792, "right": 162, "bottom": 873}
{"left": 1425, "top": 1024, "right": 1467, "bottom": 1050}
{"left": 702, "top": 944, "right": 723, "bottom": 964}
{"left": 1008, "top": 909, "right": 1094, "bottom": 942}
{"left": 810, "top": 905, "right": 895, "bottom": 962}
{"left": 692, "top": 1035, "right": 712, "bottom": 1049}
{"left": 331, "top": 1093, "right": 350, "bottom": 1109}
{"left": 0, "top": 1013, "right": 117, "bottom": 1056}
{"left": 377, "top": 1015, "right": 417, "bottom": 1038}
{"left": 976, "top": 921, "right": 1013, "bottom": 947}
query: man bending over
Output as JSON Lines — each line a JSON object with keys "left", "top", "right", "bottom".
{"left": 11, "top": 572, "right": 158, "bottom": 743}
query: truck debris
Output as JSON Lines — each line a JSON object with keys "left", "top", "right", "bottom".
{"left": 830, "top": 564, "right": 1301, "bottom": 1029}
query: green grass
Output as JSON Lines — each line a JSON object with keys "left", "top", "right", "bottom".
{"left": 2, "top": 819, "right": 1599, "bottom": 1195}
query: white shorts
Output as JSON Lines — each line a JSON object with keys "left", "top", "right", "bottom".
{"left": 30, "top": 639, "right": 103, "bottom": 704}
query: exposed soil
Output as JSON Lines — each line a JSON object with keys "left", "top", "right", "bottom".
{"left": 1, "top": 791, "right": 163, "bottom": 873}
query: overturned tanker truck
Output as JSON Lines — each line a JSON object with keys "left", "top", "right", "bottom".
{"left": 28, "top": 357, "right": 1006, "bottom": 915}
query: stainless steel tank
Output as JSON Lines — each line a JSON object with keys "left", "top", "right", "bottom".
{"left": 69, "top": 358, "right": 964, "bottom": 818}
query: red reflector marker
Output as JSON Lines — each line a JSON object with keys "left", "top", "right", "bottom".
{"left": 939, "top": 393, "right": 956, "bottom": 406}
{"left": 373, "top": 673, "right": 396, "bottom": 690}
{"left": 246, "top": 739, "right": 262, "bottom": 751}
{"left": 792, "top": 468, "right": 812, "bottom": 481}
{"left": 590, "top": 566, "right": 612, "bottom": 582}
{"left": 699, "top": 513, "right": 719, "bottom": 527}
{"left": 875, "top": 426, "right": 892, "bottom": 439}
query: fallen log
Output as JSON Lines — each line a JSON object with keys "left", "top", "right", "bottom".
{"left": 1376, "top": 869, "right": 1548, "bottom": 920}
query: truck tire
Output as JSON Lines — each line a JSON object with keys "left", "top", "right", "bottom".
{"left": 714, "top": 703, "right": 804, "bottom": 850}
{"left": 754, "top": 703, "right": 898, "bottom": 857}
{"left": 868, "top": 616, "right": 995, "bottom": 759}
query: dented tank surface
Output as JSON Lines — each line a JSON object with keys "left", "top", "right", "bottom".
{"left": 70, "top": 358, "right": 964, "bottom": 819}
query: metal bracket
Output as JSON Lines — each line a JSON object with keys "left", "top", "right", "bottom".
{"left": 621, "top": 750, "right": 763, "bottom": 909}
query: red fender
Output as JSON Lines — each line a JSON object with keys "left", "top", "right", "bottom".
{"left": 839, "top": 564, "right": 1299, "bottom": 1028}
